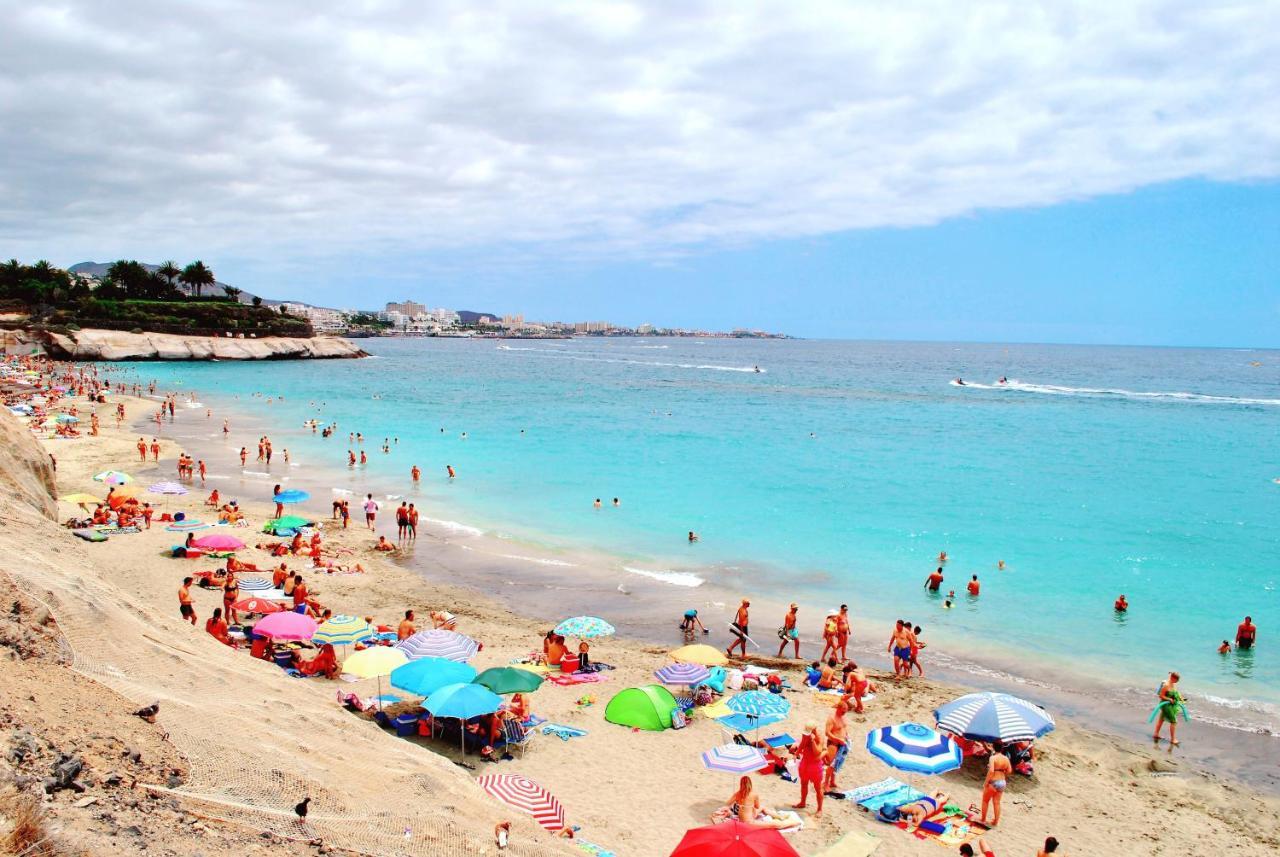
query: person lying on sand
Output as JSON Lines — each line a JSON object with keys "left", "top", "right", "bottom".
{"left": 896, "top": 791, "right": 950, "bottom": 828}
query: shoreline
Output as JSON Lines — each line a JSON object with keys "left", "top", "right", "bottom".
{"left": 138, "top": 373, "right": 1280, "bottom": 793}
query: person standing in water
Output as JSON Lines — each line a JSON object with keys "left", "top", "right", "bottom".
{"left": 1236, "top": 616, "right": 1257, "bottom": 650}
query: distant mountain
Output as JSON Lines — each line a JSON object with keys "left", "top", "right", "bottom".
{"left": 68, "top": 261, "right": 264, "bottom": 305}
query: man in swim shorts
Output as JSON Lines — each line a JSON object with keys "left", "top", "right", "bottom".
{"left": 925, "top": 567, "right": 944, "bottom": 592}
{"left": 776, "top": 603, "right": 800, "bottom": 658}
{"left": 178, "top": 577, "right": 197, "bottom": 625}
{"left": 364, "top": 494, "right": 378, "bottom": 530}
{"left": 727, "top": 599, "right": 750, "bottom": 658}
{"left": 1236, "top": 616, "right": 1257, "bottom": 650}
{"left": 888, "top": 620, "right": 913, "bottom": 677}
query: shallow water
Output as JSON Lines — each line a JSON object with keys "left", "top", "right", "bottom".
{"left": 116, "top": 337, "right": 1280, "bottom": 739}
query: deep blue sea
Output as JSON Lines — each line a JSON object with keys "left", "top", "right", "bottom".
{"left": 118, "top": 338, "right": 1280, "bottom": 732}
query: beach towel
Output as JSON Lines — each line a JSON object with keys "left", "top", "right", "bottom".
{"left": 72, "top": 529, "right": 108, "bottom": 542}
{"left": 93, "top": 525, "right": 140, "bottom": 535}
{"left": 547, "top": 672, "right": 609, "bottom": 686}
{"left": 541, "top": 723, "right": 588, "bottom": 740}
{"left": 573, "top": 841, "right": 616, "bottom": 857}
{"left": 849, "top": 780, "right": 927, "bottom": 816}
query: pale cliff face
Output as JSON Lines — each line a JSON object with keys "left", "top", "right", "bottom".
{"left": 0, "top": 409, "right": 58, "bottom": 521}
{"left": 27, "top": 329, "right": 366, "bottom": 361}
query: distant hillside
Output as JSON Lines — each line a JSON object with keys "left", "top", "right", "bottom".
{"left": 68, "top": 261, "right": 266, "bottom": 305}
{"left": 457, "top": 309, "right": 499, "bottom": 324}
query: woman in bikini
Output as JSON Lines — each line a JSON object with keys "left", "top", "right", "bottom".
{"left": 980, "top": 740, "right": 1012, "bottom": 827}
{"left": 896, "top": 791, "right": 950, "bottom": 828}
{"left": 712, "top": 775, "right": 790, "bottom": 828}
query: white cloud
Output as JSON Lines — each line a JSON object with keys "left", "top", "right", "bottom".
{"left": 0, "top": 0, "right": 1277, "bottom": 267}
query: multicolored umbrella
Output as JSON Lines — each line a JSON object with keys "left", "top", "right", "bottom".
{"left": 253, "top": 612, "right": 317, "bottom": 642}
{"left": 476, "top": 774, "right": 565, "bottom": 832}
{"left": 93, "top": 470, "right": 133, "bottom": 485}
{"left": 231, "top": 598, "right": 283, "bottom": 614}
{"left": 395, "top": 629, "right": 479, "bottom": 662}
{"left": 391, "top": 657, "right": 478, "bottom": 697}
{"left": 866, "top": 722, "right": 962, "bottom": 776}
{"left": 313, "top": 615, "right": 377, "bottom": 646}
{"left": 273, "top": 489, "right": 310, "bottom": 504}
{"left": 165, "top": 520, "right": 209, "bottom": 532}
{"left": 670, "top": 821, "right": 799, "bottom": 857}
{"left": 473, "top": 666, "right": 545, "bottom": 695}
{"left": 716, "top": 711, "right": 787, "bottom": 734}
{"left": 726, "top": 691, "right": 790, "bottom": 719}
{"left": 701, "top": 743, "right": 768, "bottom": 775}
{"left": 148, "top": 481, "right": 188, "bottom": 495}
{"left": 554, "top": 616, "right": 615, "bottom": 639}
{"left": 934, "top": 692, "right": 1055, "bottom": 743}
{"left": 423, "top": 683, "right": 502, "bottom": 720}
{"left": 54, "top": 414, "right": 79, "bottom": 424}
{"left": 191, "top": 534, "right": 246, "bottom": 551}
{"left": 670, "top": 644, "right": 729, "bottom": 666}
{"left": 656, "top": 662, "right": 712, "bottom": 686}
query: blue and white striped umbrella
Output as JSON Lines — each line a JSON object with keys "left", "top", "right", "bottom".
{"left": 554, "top": 616, "right": 615, "bottom": 639}
{"left": 701, "top": 743, "right": 768, "bottom": 774}
{"left": 717, "top": 711, "right": 787, "bottom": 733}
{"left": 726, "top": 690, "right": 790, "bottom": 718}
{"left": 396, "top": 629, "right": 479, "bottom": 662}
{"left": 655, "top": 662, "right": 711, "bottom": 686}
{"left": 148, "top": 481, "right": 188, "bottom": 495}
{"left": 236, "top": 576, "right": 273, "bottom": 592}
{"left": 866, "top": 722, "right": 962, "bottom": 776}
{"left": 934, "top": 692, "right": 1055, "bottom": 743}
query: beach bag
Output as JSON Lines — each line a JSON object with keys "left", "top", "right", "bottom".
{"left": 742, "top": 675, "right": 760, "bottom": 691}
{"left": 727, "top": 669, "right": 744, "bottom": 691}
{"left": 174, "top": 511, "right": 185, "bottom": 521}
{"left": 670, "top": 707, "right": 687, "bottom": 729}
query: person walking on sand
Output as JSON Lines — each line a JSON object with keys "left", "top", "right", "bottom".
{"left": 1152, "top": 671, "right": 1185, "bottom": 747}
{"left": 178, "top": 577, "right": 197, "bottom": 626}
{"left": 138, "top": 437, "right": 147, "bottom": 461}
{"left": 823, "top": 701, "right": 850, "bottom": 792}
{"left": 836, "top": 604, "right": 851, "bottom": 660}
{"left": 150, "top": 438, "right": 160, "bottom": 462}
{"left": 980, "top": 740, "right": 1012, "bottom": 827}
{"left": 888, "top": 620, "right": 913, "bottom": 678}
{"left": 727, "top": 599, "right": 750, "bottom": 658}
{"left": 407, "top": 503, "right": 418, "bottom": 540}
{"left": 240, "top": 447, "right": 247, "bottom": 466}
{"left": 396, "top": 502, "right": 408, "bottom": 541}
{"left": 363, "top": 494, "right": 378, "bottom": 530}
{"left": 777, "top": 604, "right": 800, "bottom": 658}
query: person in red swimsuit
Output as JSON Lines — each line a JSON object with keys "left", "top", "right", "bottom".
{"left": 791, "top": 723, "right": 827, "bottom": 817}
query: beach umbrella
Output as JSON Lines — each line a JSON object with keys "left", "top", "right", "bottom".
{"left": 391, "top": 657, "right": 477, "bottom": 697}
{"left": 165, "top": 519, "right": 209, "bottom": 532}
{"left": 263, "top": 515, "right": 311, "bottom": 532}
{"left": 716, "top": 712, "right": 787, "bottom": 734}
{"left": 342, "top": 645, "right": 409, "bottom": 703}
{"left": 670, "top": 821, "right": 799, "bottom": 857}
{"left": 273, "top": 489, "right": 310, "bottom": 504}
{"left": 253, "top": 612, "right": 317, "bottom": 642}
{"left": 231, "top": 598, "right": 283, "bottom": 614}
{"left": 726, "top": 691, "right": 790, "bottom": 719}
{"left": 701, "top": 744, "right": 768, "bottom": 775}
{"left": 60, "top": 492, "right": 101, "bottom": 508}
{"left": 554, "top": 616, "right": 615, "bottom": 639}
{"left": 191, "top": 534, "right": 246, "bottom": 551}
{"left": 313, "top": 615, "right": 377, "bottom": 646}
{"left": 476, "top": 773, "right": 565, "bottom": 832}
{"left": 655, "top": 663, "right": 712, "bottom": 686}
{"left": 54, "top": 414, "right": 78, "bottom": 424}
{"left": 424, "top": 682, "right": 502, "bottom": 719}
{"left": 473, "top": 666, "right": 544, "bottom": 695}
{"left": 236, "top": 576, "right": 273, "bottom": 591}
{"left": 148, "top": 481, "right": 188, "bottom": 495}
{"left": 395, "top": 629, "right": 479, "bottom": 662}
{"left": 866, "top": 722, "right": 962, "bottom": 776}
{"left": 934, "top": 692, "right": 1056, "bottom": 743}
{"left": 93, "top": 470, "right": 133, "bottom": 485}
{"left": 670, "top": 644, "right": 729, "bottom": 666}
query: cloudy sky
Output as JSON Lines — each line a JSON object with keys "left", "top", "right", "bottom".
{"left": 2, "top": 0, "right": 1278, "bottom": 343}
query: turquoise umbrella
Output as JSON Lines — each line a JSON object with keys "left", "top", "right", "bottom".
{"left": 391, "top": 658, "right": 477, "bottom": 697}
{"left": 473, "top": 667, "right": 545, "bottom": 695}
{"left": 554, "top": 616, "right": 615, "bottom": 639}
{"left": 423, "top": 682, "right": 503, "bottom": 753}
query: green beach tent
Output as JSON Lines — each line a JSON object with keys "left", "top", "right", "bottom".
{"left": 262, "top": 515, "right": 313, "bottom": 534}
{"left": 604, "top": 685, "right": 679, "bottom": 731}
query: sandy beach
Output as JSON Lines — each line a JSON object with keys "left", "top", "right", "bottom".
{"left": 3, "top": 363, "right": 1280, "bottom": 857}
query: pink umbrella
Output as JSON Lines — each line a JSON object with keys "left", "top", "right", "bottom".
{"left": 191, "top": 534, "right": 246, "bottom": 551}
{"left": 253, "top": 612, "right": 317, "bottom": 641}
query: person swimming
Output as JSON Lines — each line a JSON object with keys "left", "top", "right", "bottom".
{"left": 954, "top": 378, "right": 966, "bottom": 386}
{"left": 753, "top": 365, "right": 761, "bottom": 373}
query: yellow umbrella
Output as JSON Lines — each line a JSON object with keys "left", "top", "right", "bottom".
{"left": 341, "top": 646, "right": 408, "bottom": 704}
{"left": 670, "top": 644, "right": 729, "bottom": 666}
{"left": 60, "top": 492, "right": 102, "bottom": 506}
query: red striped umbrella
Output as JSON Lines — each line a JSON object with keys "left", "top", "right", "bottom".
{"left": 476, "top": 774, "right": 564, "bottom": 832}
{"left": 670, "top": 821, "right": 798, "bottom": 857}
{"left": 231, "top": 598, "right": 283, "bottom": 614}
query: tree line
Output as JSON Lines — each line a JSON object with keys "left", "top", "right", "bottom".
{"left": 0, "top": 259, "right": 243, "bottom": 305}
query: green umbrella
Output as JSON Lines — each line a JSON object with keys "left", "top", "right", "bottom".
{"left": 473, "top": 666, "right": 545, "bottom": 695}
{"left": 263, "top": 515, "right": 312, "bottom": 532}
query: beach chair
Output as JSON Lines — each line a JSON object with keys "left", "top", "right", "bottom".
{"left": 501, "top": 718, "right": 537, "bottom": 757}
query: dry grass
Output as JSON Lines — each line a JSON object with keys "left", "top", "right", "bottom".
{"left": 1, "top": 793, "right": 79, "bottom": 857}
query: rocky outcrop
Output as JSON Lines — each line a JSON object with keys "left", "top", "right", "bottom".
{"left": 0, "top": 408, "right": 57, "bottom": 521}
{"left": 20, "top": 328, "right": 366, "bottom": 361}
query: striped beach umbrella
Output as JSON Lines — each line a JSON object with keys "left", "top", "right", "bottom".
{"left": 866, "top": 722, "right": 962, "bottom": 776}
{"left": 395, "top": 629, "right": 479, "bottom": 662}
{"left": 236, "top": 576, "right": 273, "bottom": 592}
{"left": 313, "top": 615, "right": 377, "bottom": 646}
{"left": 165, "top": 520, "right": 209, "bottom": 532}
{"left": 476, "top": 774, "right": 565, "bottom": 832}
{"left": 148, "top": 481, "right": 188, "bottom": 495}
{"left": 655, "top": 662, "right": 712, "bottom": 686}
{"left": 934, "top": 692, "right": 1055, "bottom": 743}
{"left": 554, "top": 616, "right": 615, "bottom": 639}
{"left": 93, "top": 470, "right": 133, "bottom": 485}
{"left": 701, "top": 743, "right": 768, "bottom": 775}
{"left": 231, "top": 598, "right": 283, "bottom": 614}
{"left": 253, "top": 612, "right": 317, "bottom": 642}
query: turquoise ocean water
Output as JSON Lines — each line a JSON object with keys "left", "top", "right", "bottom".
{"left": 119, "top": 338, "right": 1279, "bottom": 736}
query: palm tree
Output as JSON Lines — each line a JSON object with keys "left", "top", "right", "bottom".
{"left": 223, "top": 286, "right": 243, "bottom": 301}
{"left": 158, "top": 261, "right": 180, "bottom": 288}
{"left": 180, "top": 261, "right": 215, "bottom": 298}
